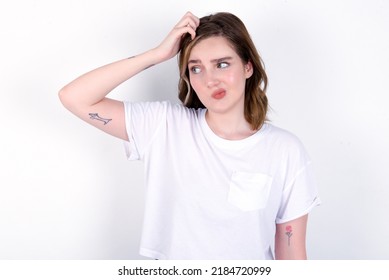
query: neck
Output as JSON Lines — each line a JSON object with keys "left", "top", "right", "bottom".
{"left": 205, "top": 110, "right": 257, "bottom": 140}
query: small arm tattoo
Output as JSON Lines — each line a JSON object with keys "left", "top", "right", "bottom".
{"left": 127, "top": 55, "right": 154, "bottom": 70}
{"left": 143, "top": 64, "right": 155, "bottom": 70}
{"left": 285, "top": 225, "right": 293, "bottom": 246}
{"left": 89, "top": 113, "right": 112, "bottom": 125}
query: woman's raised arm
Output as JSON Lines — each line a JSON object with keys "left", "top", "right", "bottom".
{"left": 58, "top": 12, "right": 199, "bottom": 141}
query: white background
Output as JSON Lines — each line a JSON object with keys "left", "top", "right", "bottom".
{"left": 0, "top": 0, "right": 388, "bottom": 260}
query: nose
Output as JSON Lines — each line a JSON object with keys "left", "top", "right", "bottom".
{"left": 205, "top": 69, "right": 220, "bottom": 88}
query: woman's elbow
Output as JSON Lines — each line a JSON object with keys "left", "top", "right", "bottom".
{"left": 58, "top": 85, "right": 77, "bottom": 111}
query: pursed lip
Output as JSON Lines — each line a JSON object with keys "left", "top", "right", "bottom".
{"left": 211, "top": 88, "right": 226, "bottom": 99}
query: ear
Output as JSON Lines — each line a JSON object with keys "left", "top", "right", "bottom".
{"left": 244, "top": 61, "right": 254, "bottom": 79}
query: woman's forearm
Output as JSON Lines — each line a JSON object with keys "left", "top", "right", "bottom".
{"left": 58, "top": 48, "right": 163, "bottom": 108}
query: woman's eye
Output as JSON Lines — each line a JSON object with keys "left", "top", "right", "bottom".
{"left": 217, "top": 62, "right": 229, "bottom": 69}
{"left": 190, "top": 66, "right": 201, "bottom": 74}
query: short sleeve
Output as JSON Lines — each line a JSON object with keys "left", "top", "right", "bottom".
{"left": 122, "top": 101, "right": 169, "bottom": 161}
{"left": 275, "top": 162, "right": 321, "bottom": 224}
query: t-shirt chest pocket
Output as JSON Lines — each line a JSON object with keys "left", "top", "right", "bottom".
{"left": 228, "top": 171, "right": 273, "bottom": 211}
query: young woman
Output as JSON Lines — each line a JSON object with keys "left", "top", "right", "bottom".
{"left": 59, "top": 11, "right": 320, "bottom": 260}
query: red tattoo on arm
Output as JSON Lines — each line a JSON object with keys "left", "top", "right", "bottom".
{"left": 285, "top": 225, "right": 293, "bottom": 246}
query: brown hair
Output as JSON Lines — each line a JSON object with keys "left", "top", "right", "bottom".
{"left": 178, "top": 12, "right": 268, "bottom": 130}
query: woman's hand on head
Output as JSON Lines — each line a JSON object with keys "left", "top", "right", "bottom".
{"left": 154, "top": 12, "right": 200, "bottom": 62}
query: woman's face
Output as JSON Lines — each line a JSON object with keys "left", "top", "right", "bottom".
{"left": 187, "top": 36, "right": 253, "bottom": 116}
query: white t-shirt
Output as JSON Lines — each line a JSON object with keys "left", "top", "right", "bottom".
{"left": 123, "top": 101, "right": 320, "bottom": 260}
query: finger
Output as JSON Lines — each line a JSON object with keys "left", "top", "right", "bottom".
{"left": 177, "top": 19, "right": 196, "bottom": 31}
{"left": 173, "top": 23, "right": 196, "bottom": 39}
{"left": 171, "top": 12, "right": 199, "bottom": 40}
{"left": 174, "top": 26, "right": 195, "bottom": 40}
{"left": 191, "top": 13, "right": 200, "bottom": 27}
{"left": 186, "top": 26, "right": 196, "bottom": 40}
{"left": 176, "top": 12, "right": 199, "bottom": 29}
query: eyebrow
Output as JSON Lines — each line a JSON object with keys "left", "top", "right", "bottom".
{"left": 188, "top": 56, "right": 233, "bottom": 65}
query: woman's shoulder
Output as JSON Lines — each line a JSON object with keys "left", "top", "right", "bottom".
{"left": 124, "top": 100, "right": 189, "bottom": 113}
{"left": 160, "top": 101, "right": 205, "bottom": 118}
{"left": 265, "top": 123, "right": 301, "bottom": 141}
{"left": 263, "top": 123, "right": 308, "bottom": 154}
{"left": 124, "top": 100, "right": 204, "bottom": 122}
